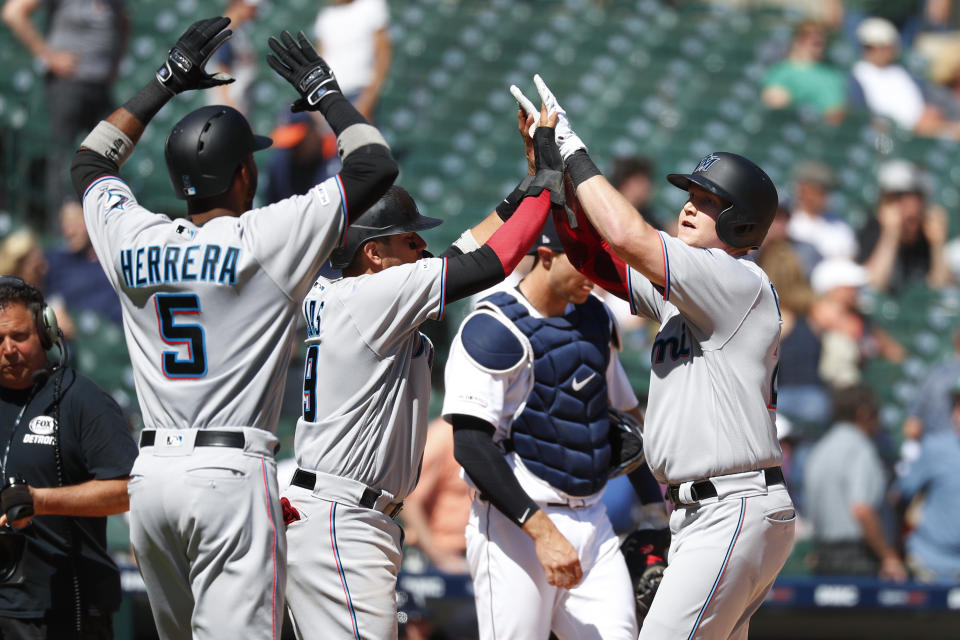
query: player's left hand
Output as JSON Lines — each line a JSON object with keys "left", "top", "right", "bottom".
{"left": 512, "top": 75, "right": 587, "bottom": 162}
{"left": 156, "top": 17, "right": 235, "bottom": 95}
{"left": 267, "top": 30, "right": 342, "bottom": 113}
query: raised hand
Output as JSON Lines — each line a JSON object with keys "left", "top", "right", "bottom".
{"left": 156, "top": 17, "right": 235, "bottom": 95}
{"left": 267, "top": 30, "right": 341, "bottom": 113}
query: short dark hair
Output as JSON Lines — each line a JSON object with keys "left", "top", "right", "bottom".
{"left": 610, "top": 156, "right": 654, "bottom": 190}
{"left": 0, "top": 276, "right": 45, "bottom": 334}
{"left": 832, "top": 384, "right": 876, "bottom": 423}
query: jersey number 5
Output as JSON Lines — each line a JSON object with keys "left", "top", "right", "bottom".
{"left": 155, "top": 293, "right": 207, "bottom": 379}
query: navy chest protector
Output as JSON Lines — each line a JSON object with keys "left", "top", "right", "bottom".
{"left": 484, "top": 291, "right": 613, "bottom": 496}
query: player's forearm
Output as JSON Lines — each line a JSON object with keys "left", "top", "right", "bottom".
{"left": 337, "top": 143, "right": 398, "bottom": 225}
{"left": 442, "top": 191, "right": 552, "bottom": 301}
{"left": 627, "top": 463, "right": 665, "bottom": 505}
{"left": 32, "top": 478, "right": 130, "bottom": 518}
{"left": 451, "top": 415, "right": 540, "bottom": 527}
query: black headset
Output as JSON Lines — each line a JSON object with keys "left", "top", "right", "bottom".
{"left": 0, "top": 276, "right": 61, "bottom": 351}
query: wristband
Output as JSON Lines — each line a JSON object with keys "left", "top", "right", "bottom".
{"left": 566, "top": 150, "right": 601, "bottom": 189}
{"left": 122, "top": 78, "right": 174, "bottom": 124}
{"left": 80, "top": 121, "right": 135, "bottom": 168}
{"left": 496, "top": 175, "right": 534, "bottom": 221}
{"left": 452, "top": 229, "right": 481, "bottom": 254}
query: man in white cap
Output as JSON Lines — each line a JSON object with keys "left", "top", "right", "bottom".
{"left": 850, "top": 17, "right": 946, "bottom": 135}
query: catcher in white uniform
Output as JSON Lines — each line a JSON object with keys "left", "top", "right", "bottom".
{"left": 282, "top": 105, "right": 566, "bottom": 640}
{"left": 71, "top": 19, "right": 397, "bottom": 639}
{"left": 442, "top": 215, "right": 669, "bottom": 640}
{"left": 513, "top": 77, "right": 796, "bottom": 639}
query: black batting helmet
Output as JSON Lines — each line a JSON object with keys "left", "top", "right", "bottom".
{"left": 330, "top": 186, "right": 442, "bottom": 270}
{"left": 666, "top": 152, "right": 778, "bottom": 249}
{"left": 165, "top": 105, "right": 272, "bottom": 200}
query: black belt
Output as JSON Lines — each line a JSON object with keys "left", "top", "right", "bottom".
{"left": 666, "top": 467, "right": 784, "bottom": 504}
{"left": 291, "top": 469, "right": 403, "bottom": 519}
{"left": 139, "top": 430, "right": 246, "bottom": 449}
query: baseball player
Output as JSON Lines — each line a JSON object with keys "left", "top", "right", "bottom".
{"left": 442, "top": 214, "right": 668, "bottom": 640}
{"left": 513, "top": 76, "right": 796, "bottom": 639}
{"left": 282, "top": 106, "right": 565, "bottom": 640}
{"left": 70, "top": 19, "right": 397, "bottom": 639}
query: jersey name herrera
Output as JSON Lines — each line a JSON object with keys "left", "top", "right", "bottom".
{"left": 118, "top": 244, "right": 240, "bottom": 288}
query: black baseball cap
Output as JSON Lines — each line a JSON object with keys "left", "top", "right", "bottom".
{"left": 526, "top": 216, "right": 563, "bottom": 255}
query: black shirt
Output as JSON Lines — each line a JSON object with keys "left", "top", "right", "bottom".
{"left": 0, "top": 367, "right": 138, "bottom": 618}
{"left": 857, "top": 217, "right": 931, "bottom": 293}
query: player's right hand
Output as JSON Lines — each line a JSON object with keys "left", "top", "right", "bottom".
{"left": 156, "top": 17, "right": 235, "bottom": 95}
{"left": 511, "top": 76, "right": 587, "bottom": 162}
{"left": 267, "top": 30, "right": 342, "bottom": 113}
{"left": 524, "top": 510, "right": 583, "bottom": 589}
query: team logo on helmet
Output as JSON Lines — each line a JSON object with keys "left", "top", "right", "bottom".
{"left": 693, "top": 153, "right": 720, "bottom": 174}
{"left": 181, "top": 175, "right": 196, "bottom": 197}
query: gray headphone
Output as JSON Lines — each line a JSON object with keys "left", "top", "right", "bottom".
{"left": 0, "top": 276, "right": 61, "bottom": 351}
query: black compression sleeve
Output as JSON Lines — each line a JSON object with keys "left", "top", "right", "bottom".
{"left": 321, "top": 93, "right": 366, "bottom": 136}
{"left": 627, "top": 463, "right": 665, "bottom": 504}
{"left": 566, "top": 150, "right": 602, "bottom": 189}
{"left": 451, "top": 415, "right": 540, "bottom": 527}
{"left": 443, "top": 245, "right": 505, "bottom": 302}
{"left": 337, "top": 144, "right": 399, "bottom": 224}
{"left": 71, "top": 149, "right": 120, "bottom": 199}
{"left": 122, "top": 78, "right": 172, "bottom": 124}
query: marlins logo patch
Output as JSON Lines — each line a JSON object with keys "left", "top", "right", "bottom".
{"left": 693, "top": 153, "right": 720, "bottom": 174}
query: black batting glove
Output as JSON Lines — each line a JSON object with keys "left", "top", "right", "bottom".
{"left": 156, "top": 17, "right": 235, "bottom": 95}
{"left": 524, "top": 125, "right": 565, "bottom": 207}
{"left": 267, "top": 30, "right": 342, "bottom": 113}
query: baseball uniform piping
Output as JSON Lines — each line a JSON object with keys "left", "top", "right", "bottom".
{"left": 83, "top": 175, "right": 123, "bottom": 200}
{"left": 657, "top": 231, "right": 670, "bottom": 301}
{"left": 687, "top": 497, "right": 746, "bottom": 639}
{"left": 483, "top": 502, "right": 498, "bottom": 639}
{"left": 260, "top": 459, "right": 279, "bottom": 640}
{"left": 335, "top": 174, "right": 349, "bottom": 247}
{"left": 438, "top": 258, "right": 448, "bottom": 321}
{"left": 626, "top": 267, "right": 638, "bottom": 315}
{"left": 329, "top": 502, "right": 361, "bottom": 639}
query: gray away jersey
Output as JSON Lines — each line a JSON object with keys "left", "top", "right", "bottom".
{"left": 296, "top": 258, "right": 446, "bottom": 500}
{"left": 81, "top": 175, "right": 348, "bottom": 431}
{"left": 628, "top": 232, "right": 783, "bottom": 484}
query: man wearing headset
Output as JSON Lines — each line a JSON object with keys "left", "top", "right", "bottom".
{"left": 0, "top": 277, "right": 138, "bottom": 639}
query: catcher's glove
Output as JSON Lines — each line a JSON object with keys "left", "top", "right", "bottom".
{"left": 620, "top": 527, "right": 670, "bottom": 626}
{"left": 607, "top": 408, "right": 644, "bottom": 479}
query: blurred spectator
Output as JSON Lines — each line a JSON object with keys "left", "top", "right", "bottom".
{"left": 1, "top": 0, "right": 128, "bottom": 228}
{"left": 858, "top": 159, "right": 952, "bottom": 293}
{"left": 925, "top": 39, "right": 960, "bottom": 121}
{"left": 0, "top": 229, "right": 47, "bottom": 289}
{"left": 265, "top": 111, "right": 339, "bottom": 203}
{"left": 44, "top": 200, "right": 121, "bottom": 325}
{"left": 895, "top": 378, "right": 960, "bottom": 584}
{"left": 0, "top": 228, "right": 75, "bottom": 340}
{"left": 762, "top": 21, "right": 847, "bottom": 123}
{"left": 609, "top": 156, "right": 661, "bottom": 230}
{"left": 207, "top": 0, "right": 260, "bottom": 116}
{"left": 402, "top": 417, "right": 471, "bottom": 574}
{"left": 786, "top": 160, "right": 858, "bottom": 261}
{"left": 902, "top": 329, "right": 960, "bottom": 444}
{"left": 314, "top": 0, "right": 392, "bottom": 122}
{"left": 804, "top": 384, "right": 908, "bottom": 581}
{"left": 849, "top": 17, "right": 950, "bottom": 137}
{"left": 761, "top": 203, "right": 822, "bottom": 278}
{"left": 810, "top": 258, "right": 906, "bottom": 387}
{"left": 757, "top": 241, "right": 831, "bottom": 426}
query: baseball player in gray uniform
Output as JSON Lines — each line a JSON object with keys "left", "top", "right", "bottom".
{"left": 70, "top": 19, "right": 397, "bottom": 639}
{"left": 513, "top": 77, "right": 796, "bottom": 639}
{"left": 282, "top": 106, "right": 565, "bottom": 640}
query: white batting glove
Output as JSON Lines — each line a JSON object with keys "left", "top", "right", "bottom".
{"left": 534, "top": 74, "right": 586, "bottom": 161}
{"left": 510, "top": 84, "right": 540, "bottom": 137}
